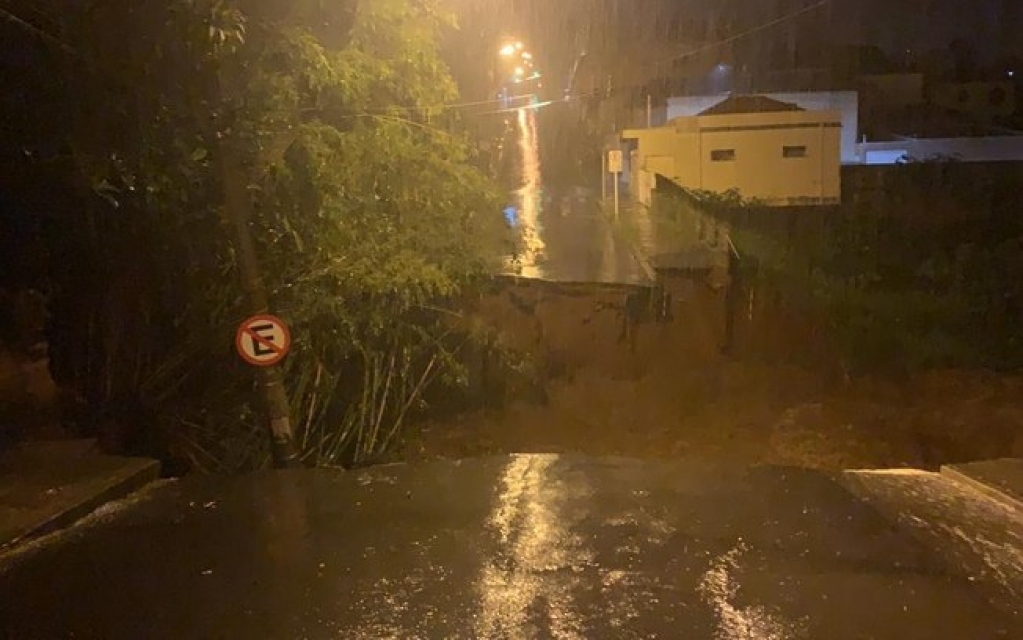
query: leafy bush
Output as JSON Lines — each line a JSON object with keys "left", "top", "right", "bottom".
{"left": 20, "top": 0, "right": 511, "bottom": 470}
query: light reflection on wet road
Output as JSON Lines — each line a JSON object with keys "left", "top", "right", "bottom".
{"left": 503, "top": 107, "right": 650, "bottom": 285}
{"left": 475, "top": 455, "right": 587, "bottom": 637}
{"left": 0, "top": 456, "right": 1019, "bottom": 638}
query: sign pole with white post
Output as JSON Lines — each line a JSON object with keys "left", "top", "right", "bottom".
{"left": 614, "top": 170, "right": 620, "bottom": 220}
{"left": 601, "top": 151, "right": 607, "bottom": 201}
{"left": 608, "top": 149, "right": 623, "bottom": 221}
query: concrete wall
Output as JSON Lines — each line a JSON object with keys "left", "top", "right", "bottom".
{"left": 667, "top": 91, "right": 859, "bottom": 164}
{"left": 624, "top": 128, "right": 677, "bottom": 204}
{"left": 857, "top": 136, "right": 1023, "bottom": 164}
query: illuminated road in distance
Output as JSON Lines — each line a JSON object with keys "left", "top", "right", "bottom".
{"left": 502, "top": 105, "right": 650, "bottom": 285}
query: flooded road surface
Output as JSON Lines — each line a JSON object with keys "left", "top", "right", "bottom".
{"left": 503, "top": 107, "right": 650, "bottom": 285}
{"left": 1, "top": 456, "right": 1019, "bottom": 638}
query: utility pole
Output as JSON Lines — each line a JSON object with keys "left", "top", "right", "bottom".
{"left": 210, "top": 0, "right": 358, "bottom": 469}
{"left": 647, "top": 93, "right": 652, "bottom": 128}
{"left": 217, "top": 74, "right": 300, "bottom": 469}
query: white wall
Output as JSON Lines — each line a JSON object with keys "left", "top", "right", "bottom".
{"left": 665, "top": 95, "right": 723, "bottom": 118}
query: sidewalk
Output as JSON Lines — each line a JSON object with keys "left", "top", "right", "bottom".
{"left": 609, "top": 198, "right": 730, "bottom": 282}
{"left": 0, "top": 439, "right": 159, "bottom": 549}
{"left": 846, "top": 459, "right": 1023, "bottom": 615}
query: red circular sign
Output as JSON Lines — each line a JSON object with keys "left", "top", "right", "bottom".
{"left": 235, "top": 314, "right": 292, "bottom": 367}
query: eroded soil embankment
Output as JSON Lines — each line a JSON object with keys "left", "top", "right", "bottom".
{"left": 408, "top": 277, "right": 1023, "bottom": 470}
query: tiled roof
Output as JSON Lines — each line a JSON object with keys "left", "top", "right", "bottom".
{"left": 698, "top": 95, "right": 804, "bottom": 116}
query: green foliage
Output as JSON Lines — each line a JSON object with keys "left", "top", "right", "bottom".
{"left": 36, "top": 0, "right": 509, "bottom": 470}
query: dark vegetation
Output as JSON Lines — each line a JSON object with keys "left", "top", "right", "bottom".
{"left": 1, "top": 0, "right": 513, "bottom": 470}
{"left": 411, "top": 166, "right": 1023, "bottom": 470}
{"left": 3, "top": 1, "right": 1021, "bottom": 472}
{"left": 656, "top": 162, "right": 1023, "bottom": 374}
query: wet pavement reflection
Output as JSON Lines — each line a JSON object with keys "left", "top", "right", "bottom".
{"left": 475, "top": 455, "right": 591, "bottom": 637}
{"left": 503, "top": 107, "right": 650, "bottom": 285}
{"left": 1, "top": 456, "right": 1018, "bottom": 638}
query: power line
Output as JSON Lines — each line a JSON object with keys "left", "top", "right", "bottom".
{"left": 554, "top": 0, "right": 835, "bottom": 112}
{"left": 355, "top": 1, "right": 836, "bottom": 116}
{"left": 2, "top": 0, "right": 834, "bottom": 121}
{"left": 658, "top": 0, "right": 832, "bottom": 67}
{"left": 355, "top": 96, "right": 507, "bottom": 115}
{"left": 0, "top": 5, "right": 80, "bottom": 58}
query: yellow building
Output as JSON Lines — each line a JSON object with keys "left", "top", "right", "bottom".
{"left": 624, "top": 95, "right": 842, "bottom": 207}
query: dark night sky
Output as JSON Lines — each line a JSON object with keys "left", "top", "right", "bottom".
{"left": 494, "top": 0, "right": 1023, "bottom": 89}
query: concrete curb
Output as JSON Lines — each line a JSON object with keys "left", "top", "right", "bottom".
{"left": 1, "top": 452, "right": 161, "bottom": 550}
{"left": 625, "top": 237, "right": 657, "bottom": 282}
{"left": 844, "top": 466, "right": 1023, "bottom": 620}
{"left": 602, "top": 205, "right": 657, "bottom": 283}
{"left": 940, "top": 464, "right": 1023, "bottom": 513}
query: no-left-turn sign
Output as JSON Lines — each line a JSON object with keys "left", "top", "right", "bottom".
{"left": 235, "top": 314, "right": 291, "bottom": 367}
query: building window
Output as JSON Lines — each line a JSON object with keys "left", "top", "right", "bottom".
{"left": 710, "top": 149, "right": 736, "bottom": 162}
{"left": 783, "top": 145, "right": 807, "bottom": 158}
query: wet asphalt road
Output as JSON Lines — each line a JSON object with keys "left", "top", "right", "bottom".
{"left": 1, "top": 455, "right": 1018, "bottom": 639}
{"left": 503, "top": 107, "right": 649, "bottom": 285}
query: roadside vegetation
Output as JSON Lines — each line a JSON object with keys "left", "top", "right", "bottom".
{"left": 653, "top": 161, "right": 1023, "bottom": 374}
{"left": 412, "top": 165, "right": 1023, "bottom": 469}
{"left": 1, "top": 0, "right": 512, "bottom": 471}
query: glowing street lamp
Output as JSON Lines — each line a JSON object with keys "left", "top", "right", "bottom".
{"left": 499, "top": 43, "right": 516, "bottom": 57}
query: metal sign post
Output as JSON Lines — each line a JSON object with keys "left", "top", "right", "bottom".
{"left": 614, "top": 170, "right": 620, "bottom": 220}
{"left": 608, "top": 149, "right": 623, "bottom": 221}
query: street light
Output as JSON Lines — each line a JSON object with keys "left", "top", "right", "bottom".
{"left": 499, "top": 43, "right": 516, "bottom": 57}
